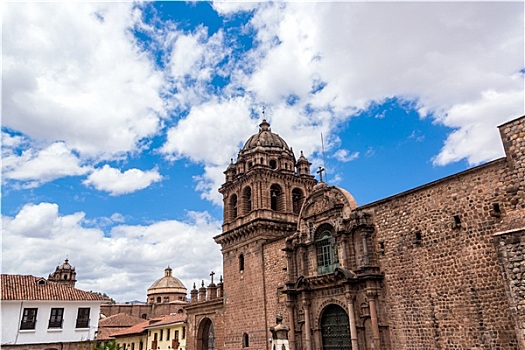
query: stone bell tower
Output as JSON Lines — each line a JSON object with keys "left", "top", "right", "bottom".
{"left": 215, "top": 119, "right": 317, "bottom": 349}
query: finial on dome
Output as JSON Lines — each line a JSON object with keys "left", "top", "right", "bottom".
{"left": 165, "top": 266, "right": 172, "bottom": 277}
{"left": 259, "top": 119, "right": 270, "bottom": 132}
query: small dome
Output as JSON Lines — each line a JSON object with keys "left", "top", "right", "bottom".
{"left": 148, "top": 267, "right": 187, "bottom": 294}
{"left": 59, "top": 259, "right": 74, "bottom": 270}
{"left": 242, "top": 120, "right": 290, "bottom": 151}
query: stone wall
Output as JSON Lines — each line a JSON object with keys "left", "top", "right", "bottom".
{"left": 364, "top": 158, "right": 520, "bottom": 349}
{"left": 494, "top": 229, "right": 525, "bottom": 349}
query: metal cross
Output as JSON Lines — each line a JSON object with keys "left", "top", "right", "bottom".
{"left": 317, "top": 166, "right": 325, "bottom": 182}
{"left": 210, "top": 271, "right": 215, "bottom": 284}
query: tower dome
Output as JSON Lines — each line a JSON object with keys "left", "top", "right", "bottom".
{"left": 241, "top": 119, "right": 290, "bottom": 151}
{"left": 48, "top": 258, "right": 77, "bottom": 287}
{"left": 147, "top": 266, "right": 188, "bottom": 304}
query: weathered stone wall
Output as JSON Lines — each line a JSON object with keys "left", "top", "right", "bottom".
{"left": 359, "top": 114, "right": 525, "bottom": 350}
{"left": 495, "top": 229, "right": 525, "bottom": 349}
{"left": 263, "top": 237, "right": 290, "bottom": 341}
{"left": 222, "top": 237, "right": 270, "bottom": 350}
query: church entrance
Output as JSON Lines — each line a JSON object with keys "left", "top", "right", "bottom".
{"left": 197, "top": 318, "right": 215, "bottom": 350}
{"left": 320, "top": 304, "right": 352, "bottom": 350}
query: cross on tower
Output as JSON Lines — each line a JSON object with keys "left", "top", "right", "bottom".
{"left": 317, "top": 166, "right": 326, "bottom": 182}
{"left": 210, "top": 271, "right": 215, "bottom": 284}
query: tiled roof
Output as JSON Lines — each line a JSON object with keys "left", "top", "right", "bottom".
{"left": 99, "top": 313, "right": 146, "bottom": 327}
{"left": 111, "top": 314, "right": 187, "bottom": 337}
{"left": 1, "top": 274, "right": 109, "bottom": 301}
{"left": 145, "top": 313, "right": 187, "bottom": 328}
{"left": 97, "top": 313, "right": 146, "bottom": 340}
{"left": 110, "top": 320, "right": 149, "bottom": 337}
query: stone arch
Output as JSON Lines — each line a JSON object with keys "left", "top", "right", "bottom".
{"left": 292, "top": 188, "right": 305, "bottom": 214}
{"left": 229, "top": 194, "right": 238, "bottom": 220}
{"left": 197, "top": 317, "right": 216, "bottom": 350}
{"left": 319, "top": 303, "right": 351, "bottom": 350}
{"left": 242, "top": 186, "right": 252, "bottom": 214}
{"left": 270, "top": 184, "right": 284, "bottom": 211}
{"left": 315, "top": 299, "right": 348, "bottom": 328}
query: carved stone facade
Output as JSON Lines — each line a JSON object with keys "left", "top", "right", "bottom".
{"left": 186, "top": 116, "right": 525, "bottom": 350}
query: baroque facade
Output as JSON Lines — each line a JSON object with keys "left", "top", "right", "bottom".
{"left": 185, "top": 116, "right": 525, "bottom": 350}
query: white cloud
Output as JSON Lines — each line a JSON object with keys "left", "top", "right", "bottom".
{"left": 212, "top": 1, "right": 258, "bottom": 15}
{"left": 83, "top": 165, "right": 163, "bottom": 196}
{"left": 161, "top": 97, "right": 256, "bottom": 166}
{"left": 432, "top": 89, "right": 521, "bottom": 166}
{"left": 238, "top": 2, "right": 523, "bottom": 166}
{"left": 2, "top": 203, "right": 222, "bottom": 302}
{"left": 2, "top": 142, "right": 91, "bottom": 186}
{"left": 2, "top": 2, "right": 166, "bottom": 159}
{"left": 333, "top": 149, "right": 360, "bottom": 163}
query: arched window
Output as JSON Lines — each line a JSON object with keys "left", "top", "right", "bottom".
{"left": 315, "top": 224, "right": 339, "bottom": 274}
{"left": 292, "top": 188, "right": 304, "bottom": 214}
{"left": 269, "top": 159, "right": 277, "bottom": 169}
{"left": 242, "top": 333, "right": 249, "bottom": 348}
{"left": 242, "top": 187, "right": 252, "bottom": 214}
{"left": 270, "top": 184, "right": 283, "bottom": 211}
{"left": 156, "top": 296, "right": 161, "bottom": 303}
{"left": 239, "top": 254, "right": 244, "bottom": 272}
{"left": 230, "top": 194, "right": 238, "bottom": 220}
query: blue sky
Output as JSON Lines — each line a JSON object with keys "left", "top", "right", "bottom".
{"left": 2, "top": 1, "right": 523, "bottom": 302}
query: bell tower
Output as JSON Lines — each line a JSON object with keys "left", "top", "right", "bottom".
{"left": 216, "top": 119, "right": 317, "bottom": 349}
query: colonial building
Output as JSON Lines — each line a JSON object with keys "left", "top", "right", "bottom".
{"left": 185, "top": 116, "right": 525, "bottom": 350}
{"left": 1, "top": 274, "right": 108, "bottom": 350}
{"left": 48, "top": 258, "right": 77, "bottom": 287}
{"left": 101, "top": 266, "right": 188, "bottom": 320}
{"left": 111, "top": 313, "right": 188, "bottom": 350}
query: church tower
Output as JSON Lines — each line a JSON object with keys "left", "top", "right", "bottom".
{"left": 48, "top": 258, "right": 77, "bottom": 287}
{"left": 216, "top": 119, "right": 317, "bottom": 349}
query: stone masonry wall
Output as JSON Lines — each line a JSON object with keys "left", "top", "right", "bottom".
{"left": 494, "top": 229, "right": 525, "bottom": 349}
{"left": 263, "top": 237, "right": 290, "bottom": 342}
{"left": 222, "top": 238, "right": 269, "bottom": 350}
{"left": 365, "top": 159, "right": 520, "bottom": 350}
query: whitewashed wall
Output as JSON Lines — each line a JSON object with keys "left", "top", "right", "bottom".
{"left": 1, "top": 300, "right": 102, "bottom": 345}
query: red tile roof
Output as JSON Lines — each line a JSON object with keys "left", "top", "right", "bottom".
{"left": 110, "top": 319, "right": 149, "bottom": 337}
{"left": 145, "top": 313, "right": 187, "bottom": 328}
{"left": 97, "top": 313, "right": 146, "bottom": 340}
{"left": 1, "top": 274, "right": 110, "bottom": 301}
{"left": 99, "top": 313, "right": 146, "bottom": 327}
{"left": 111, "top": 314, "right": 187, "bottom": 337}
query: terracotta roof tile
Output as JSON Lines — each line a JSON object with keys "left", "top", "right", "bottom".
{"left": 1, "top": 274, "right": 109, "bottom": 301}
{"left": 99, "top": 313, "right": 145, "bottom": 327}
{"left": 111, "top": 320, "right": 149, "bottom": 337}
{"left": 145, "top": 313, "right": 187, "bottom": 328}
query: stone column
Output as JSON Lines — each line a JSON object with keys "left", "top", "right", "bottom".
{"left": 339, "top": 236, "right": 348, "bottom": 269}
{"left": 367, "top": 289, "right": 381, "bottom": 349}
{"left": 345, "top": 287, "right": 359, "bottom": 350}
{"left": 302, "top": 294, "right": 312, "bottom": 350}
{"left": 361, "top": 232, "right": 369, "bottom": 266}
{"left": 286, "top": 302, "right": 296, "bottom": 350}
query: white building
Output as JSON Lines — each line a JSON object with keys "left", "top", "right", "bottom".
{"left": 1, "top": 274, "right": 108, "bottom": 349}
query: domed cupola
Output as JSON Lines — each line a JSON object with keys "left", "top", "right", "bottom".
{"left": 242, "top": 119, "right": 291, "bottom": 151}
{"left": 147, "top": 266, "right": 188, "bottom": 304}
{"left": 48, "top": 258, "right": 77, "bottom": 287}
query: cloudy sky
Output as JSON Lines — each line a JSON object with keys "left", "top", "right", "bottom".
{"left": 2, "top": 1, "right": 523, "bottom": 302}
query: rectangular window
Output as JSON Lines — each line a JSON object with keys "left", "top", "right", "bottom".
{"left": 182, "top": 326, "right": 186, "bottom": 339}
{"left": 167, "top": 329, "right": 170, "bottom": 340}
{"left": 175, "top": 330, "right": 179, "bottom": 341}
{"left": 160, "top": 329, "right": 163, "bottom": 341}
{"left": 131, "top": 343, "right": 135, "bottom": 350}
{"left": 48, "top": 308, "right": 64, "bottom": 328}
{"left": 76, "top": 307, "right": 90, "bottom": 328}
{"left": 20, "top": 308, "right": 38, "bottom": 330}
